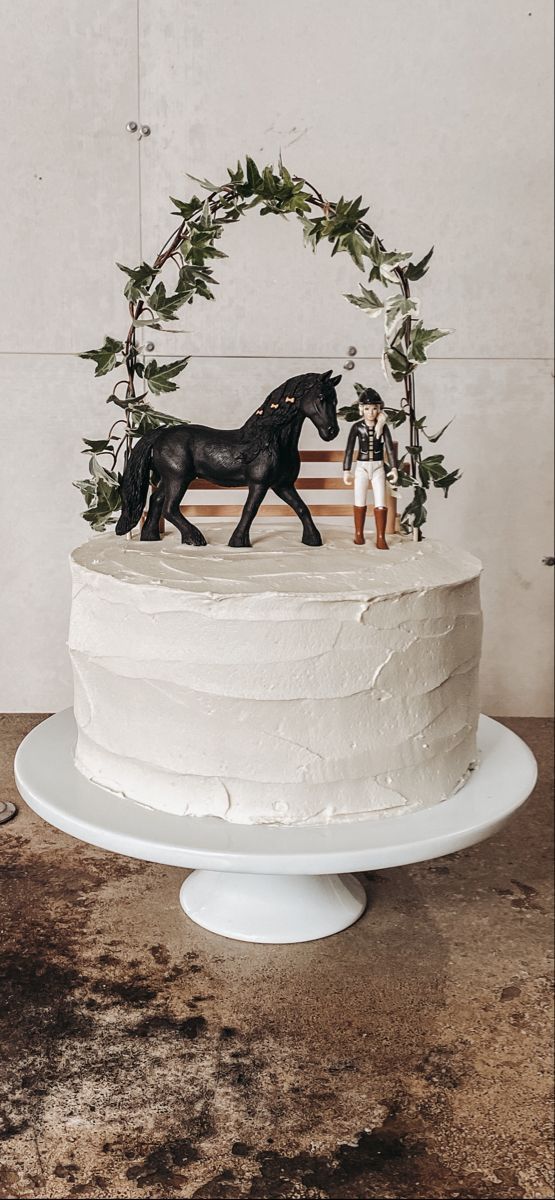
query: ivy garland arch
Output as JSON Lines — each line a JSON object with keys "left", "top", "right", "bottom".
{"left": 77, "top": 155, "right": 460, "bottom": 535}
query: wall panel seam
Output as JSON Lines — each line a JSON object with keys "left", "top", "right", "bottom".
{"left": 137, "top": 0, "right": 143, "bottom": 262}
{"left": 0, "top": 353, "right": 553, "bottom": 363}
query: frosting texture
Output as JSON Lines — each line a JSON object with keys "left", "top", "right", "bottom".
{"left": 69, "top": 525, "right": 482, "bottom": 824}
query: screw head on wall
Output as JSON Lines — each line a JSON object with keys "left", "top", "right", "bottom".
{"left": 145, "top": 341, "right": 155, "bottom": 353}
{"left": 343, "top": 360, "right": 355, "bottom": 370}
{"left": 347, "top": 346, "right": 357, "bottom": 356}
{"left": 141, "top": 125, "right": 151, "bottom": 137}
{"left": 126, "top": 121, "right": 138, "bottom": 133}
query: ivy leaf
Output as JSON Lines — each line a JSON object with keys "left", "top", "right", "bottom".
{"left": 90, "top": 456, "right": 119, "bottom": 485}
{"left": 201, "top": 244, "right": 228, "bottom": 259}
{"left": 419, "top": 454, "right": 449, "bottom": 486}
{"left": 298, "top": 214, "right": 320, "bottom": 251}
{"left": 384, "top": 407, "right": 407, "bottom": 427}
{"left": 144, "top": 358, "right": 190, "bottom": 395}
{"left": 424, "top": 419, "right": 453, "bottom": 443}
{"left": 198, "top": 199, "right": 214, "bottom": 228}
{"left": 79, "top": 336, "right": 124, "bottom": 377}
{"left": 116, "top": 261, "right": 157, "bottom": 301}
{"left": 105, "top": 396, "right": 147, "bottom": 415}
{"left": 127, "top": 397, "right": 184, "bottom": 424}
{"left": 433, "top": 468, "right": 461, "bottom": 496}
{"left": 227, "top": 161, "right": 245, "bottom": 184}
{"left": 344, "top": 285, "right": 383, "bottom": 315}
{"left": 170, "top": 195, "right": 204, "bottom": 219}
{"left": 97, "top": 476, "right": 120, "bottom": 507}
{"left": 132, "top": 318, "right": 165, "bottom": 330}
{"left": 331, "top": 231, "right": 367, "bottom": 270}
{"left": 385, "top": 346, "right": 415, "bottom": 382}
{"left": 78, "top": 461, "right": 122, "bottom": 529}
{"left": 81, "top": 507, "right": 106, "bottom": 529}
{"left": 81, "top": 438, "right": 113, "bottom": 454}
{"left": 245, "top": 156, "right": 263, "bottom": 191}
{"left": 419, "top": 462, "right": 431, "bottom": 487}
{"left": 218, "top": 198, "right": 248, "bottom": 223}
{"left": 148, "top": 281, "right": 190, "bottom": 321}
{"left": 129, "top": 405, "right": 185, "bottom": 435}
{"left": 369, "top": 263, "right": 395, "bottom": 286}
{"left": 323, "top": 196, "right": 369, "bottom": 240}
{"left": 281, "top": 190, "right": 312, "bottom": 216}
{"left": 396, "top": 463, "right": 418, "bottom": 487}
{"left": 276, "top": 151, "right": 286, "bottom": 175}
{"left": 401, "top": 486, "right": 428, "bottom": 530}
{"left": 181, "top": 227, "right": 228, "bottom": 265}
{"left": 337, "top": 402, "right": 360, "bottom": 422}
{"left": 410, "top": 322, "right": 451, "bottom": 363}
{"left": 81, "top": 503, "right": 119, "bottom": 532}
{"left": 186, "top": 172, "right": 220, "bottom": 190}
{"left": 147, "top": 408, "right": 185, "bottom": 426}
{"left": 106, "top": 393, "right": 130, "bottom": 409}
{"left": 381, "top": 247, "right": 412, "bottom": 267}
{"left": 73, "top": 479, "right": 97, "bottom": 504}
{"left": 261, "top": 165, "right": 279, "bottom": 196}
{"left": 178, "top": 264, "right": 218, "bottom": 292}
{"left": 406, "top": 246, "right": 434, "bottom": 281}
{"left": 193, "top": 279, "right": 216, "bottom": 301}
{"left": 384, "top": 293, "right": 420, "bottom": 339}
{"left": 366, "top": 235, "right": 412, "bottom": 285}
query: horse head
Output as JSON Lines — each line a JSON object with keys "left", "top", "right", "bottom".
{"left": 241, "top": 370, "right": 341, "bottom": 458}
{"left": 298, "top": 369, "right": 341, "bottom": 442}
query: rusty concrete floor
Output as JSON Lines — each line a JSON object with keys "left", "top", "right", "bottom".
{"left": 0, "top": 715, "right": 553, "bottom": 1200}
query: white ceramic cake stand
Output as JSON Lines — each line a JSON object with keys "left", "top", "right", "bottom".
{"left": 14, "top": 710, "right": 537, "bottom": 944}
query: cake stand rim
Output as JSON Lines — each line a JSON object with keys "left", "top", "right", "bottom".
{"left": 14, "top": 710, "right": 537, "bottom": 874}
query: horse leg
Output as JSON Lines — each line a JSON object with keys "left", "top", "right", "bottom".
{"left": 272, "top": 483, "right": 323, "bottom": 546}
{"left": 228, "top": 483, "right": 268, "bottom": 548}
{"left": 140, "top": 485, "right": 165, "bottom": 541}
{"left": 163, "top": 474, "right": 207, "bottom": 547}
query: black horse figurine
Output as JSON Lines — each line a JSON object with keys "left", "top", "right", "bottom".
{"left": 115, "top": 370, "right": 341, "bottom": 547}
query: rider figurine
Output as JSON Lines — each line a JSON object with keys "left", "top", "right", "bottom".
{"left": 343, "top": 387, "right": 399, "bottom": 549}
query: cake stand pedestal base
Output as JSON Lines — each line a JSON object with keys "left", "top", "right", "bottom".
{"left": 14, "top": 711, "right": 537, "bottom": 944}
{"left": 179, "top": 870, "right": 366, "bottom": 943}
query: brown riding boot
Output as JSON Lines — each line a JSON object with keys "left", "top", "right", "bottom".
{"left": 353, "top": 506, "right": 366, "bottom": 545}
{"left": 374, "top": 506, "right": 389, "bottom": 550}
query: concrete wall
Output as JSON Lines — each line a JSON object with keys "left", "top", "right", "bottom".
{"left": 1, "top": 0, "right": 553, "bottom": 714}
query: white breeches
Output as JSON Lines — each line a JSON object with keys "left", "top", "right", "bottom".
{"left": 354, "top": 460, "right": 386, "bottom": 508}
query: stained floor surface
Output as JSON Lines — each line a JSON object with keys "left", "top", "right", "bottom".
{"left": 0, "top": 715, "right": 553, "bottom": 1200}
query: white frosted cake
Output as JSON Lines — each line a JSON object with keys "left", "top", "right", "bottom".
{"left": 68, "top": 525, "right": 482, "bottom": 825}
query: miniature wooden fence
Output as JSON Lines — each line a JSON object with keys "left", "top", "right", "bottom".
{"left": 177, "top": 449, "right": 398, "bottom": 533}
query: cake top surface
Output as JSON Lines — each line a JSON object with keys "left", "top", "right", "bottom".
{"left": 72, "top": 525, "right": 481, "bottom": 601}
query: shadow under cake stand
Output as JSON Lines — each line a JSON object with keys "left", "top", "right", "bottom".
{"left": 14, "top": 711, "right": 537, "bottom": 944}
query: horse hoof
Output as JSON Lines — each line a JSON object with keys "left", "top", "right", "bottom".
{"left": 181, "top": 529, "right": 207, "bottom": 547}
{"left": 140, "top": 528, "right": 161, "bottom": 542}
{"left": 228, "top": 535, "right": 251, "bottom": 549}
{"left": 302, "top": 530, "right": 323, "bottom": 547}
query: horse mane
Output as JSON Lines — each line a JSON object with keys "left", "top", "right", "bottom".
{"left": 240, "top": 373, "right": 321, "bottom": 460}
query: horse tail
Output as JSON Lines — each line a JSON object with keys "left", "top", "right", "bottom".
{"left": 115, "top": 429, "right": 161, "bottom": 535}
